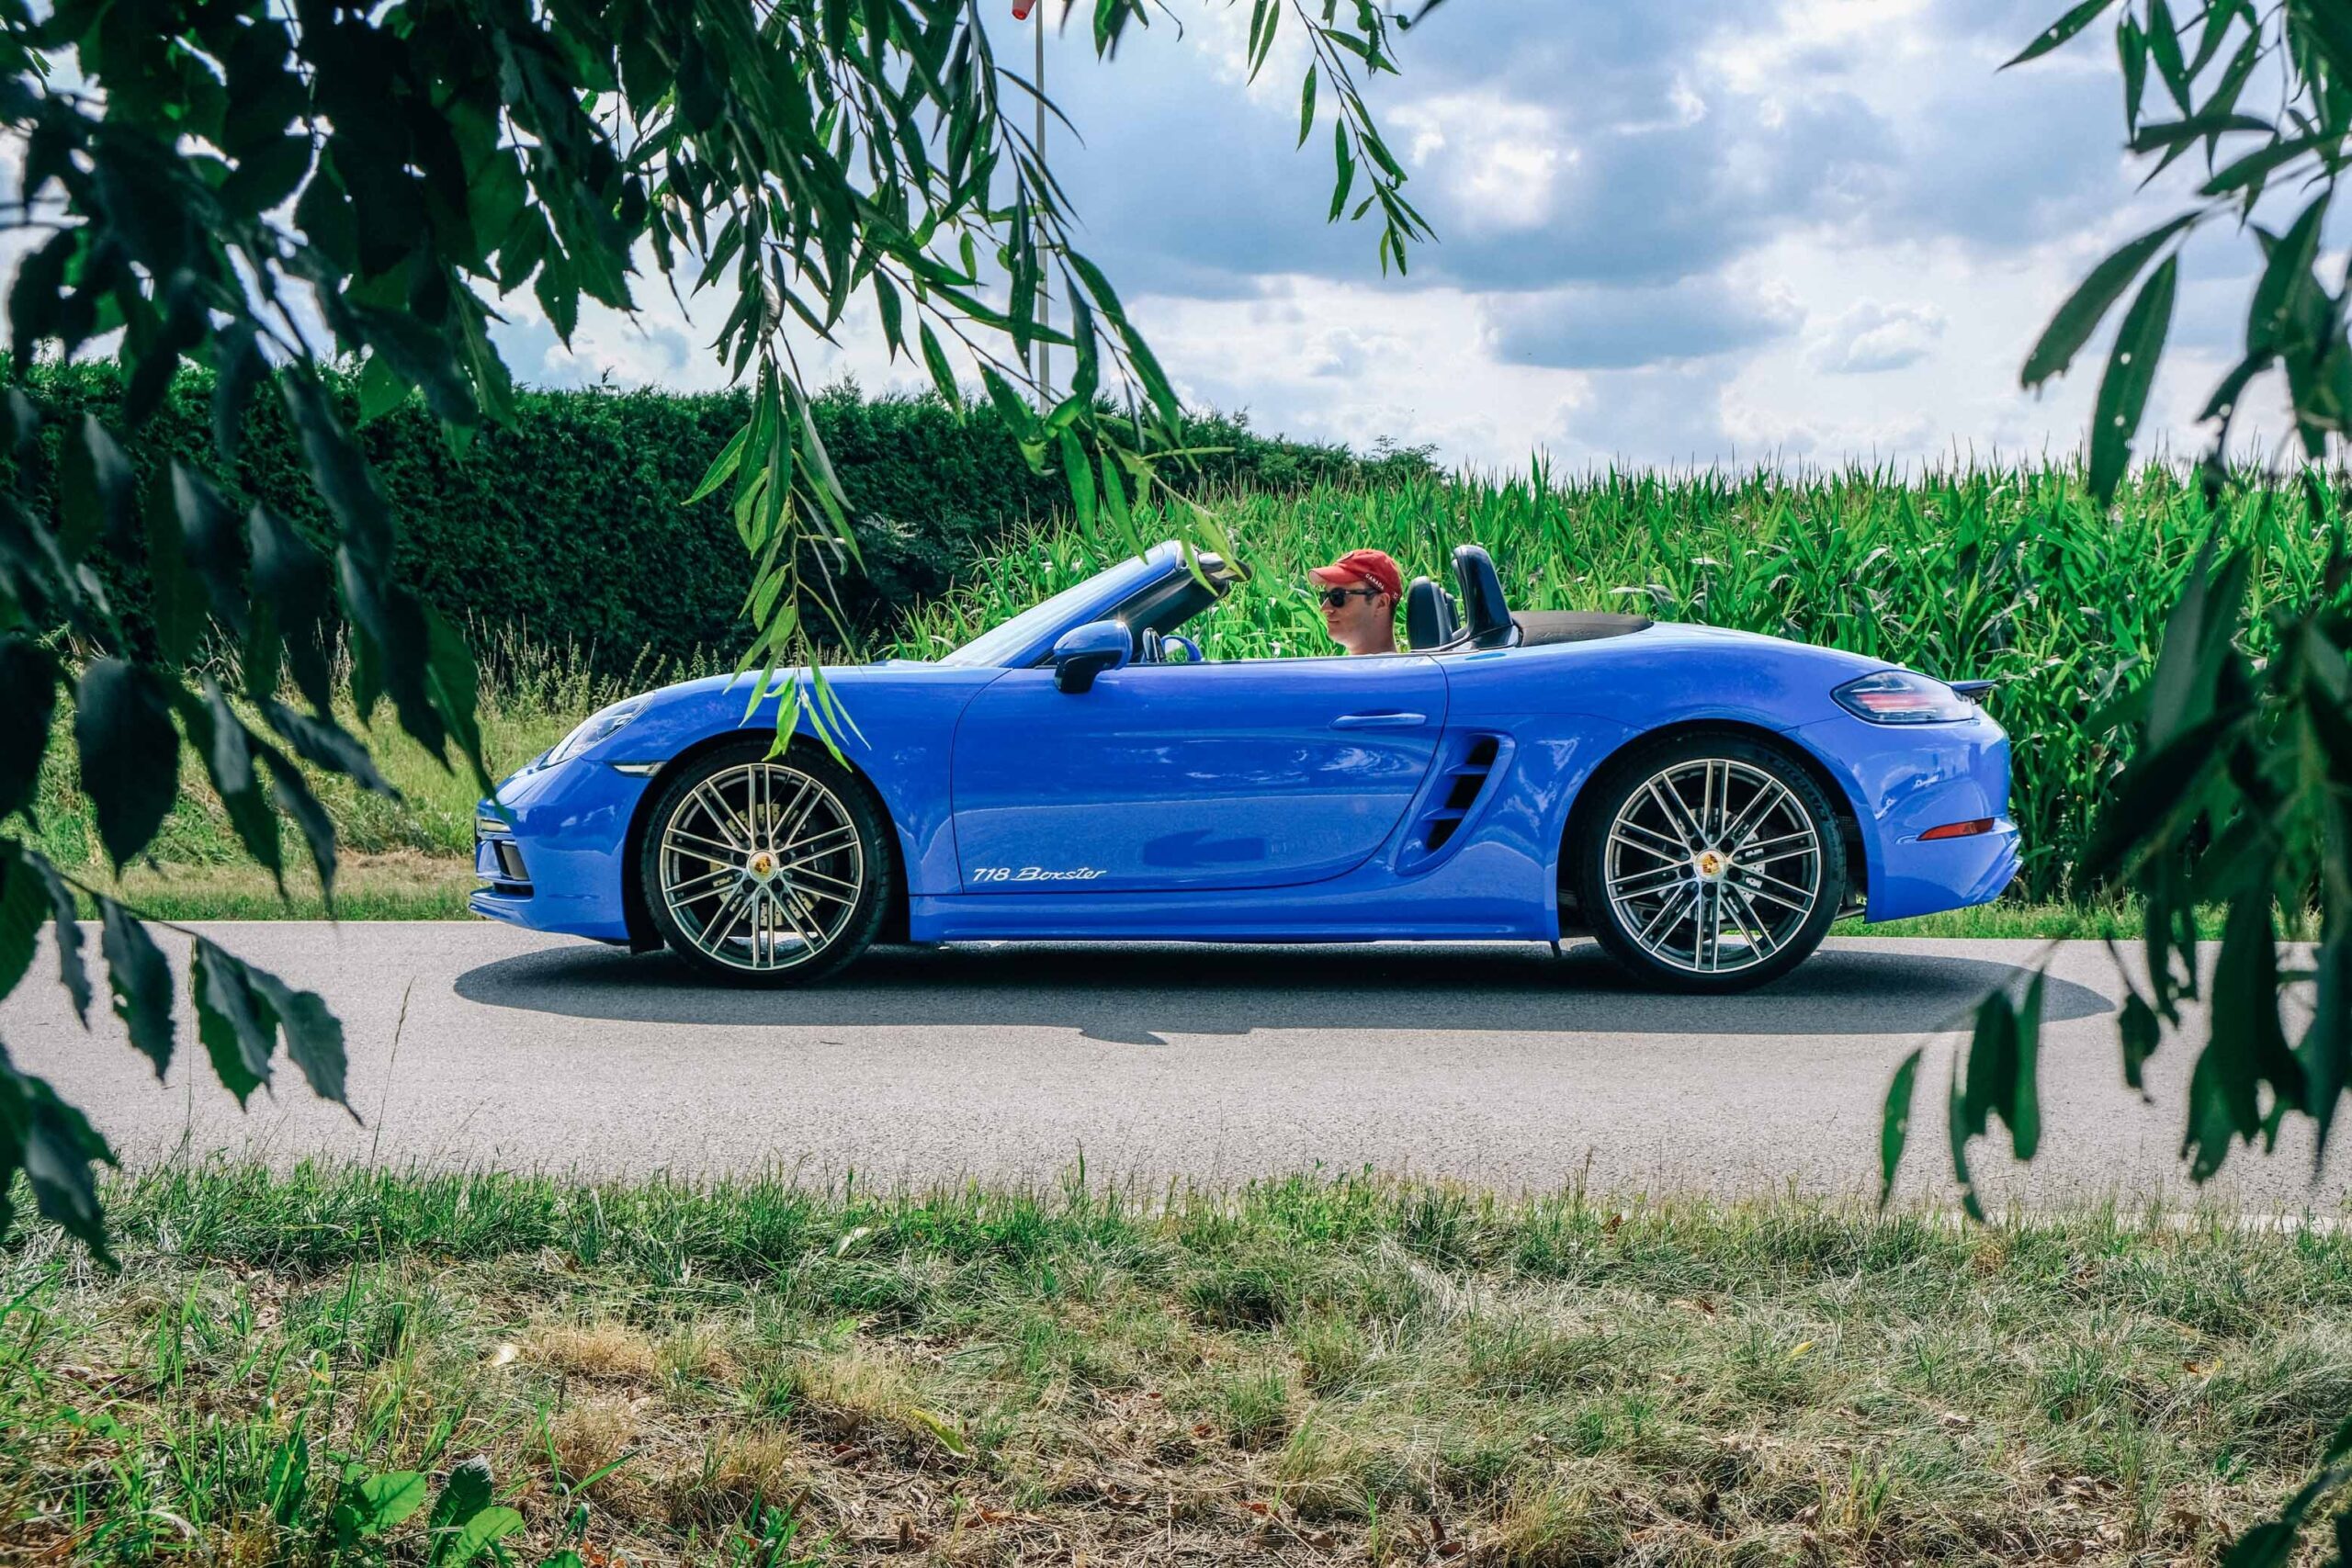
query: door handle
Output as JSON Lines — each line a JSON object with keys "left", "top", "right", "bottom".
{"left": 1330, "top": 711, "right": 1427, "bottom": 730}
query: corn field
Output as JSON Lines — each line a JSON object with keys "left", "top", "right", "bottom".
{"left": 893, "top": 461, "right": 2351, "bottom": 903}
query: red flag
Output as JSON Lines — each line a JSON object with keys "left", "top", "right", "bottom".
{"left": 1012, "top": 0, "right": 1036, "bottom": 17}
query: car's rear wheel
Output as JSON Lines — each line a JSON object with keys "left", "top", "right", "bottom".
{"left": 1571, "top": 733, "right": 1845, "bottom": 993}
{"left": 639, "top": 739, "right": 892, "bottom": 986}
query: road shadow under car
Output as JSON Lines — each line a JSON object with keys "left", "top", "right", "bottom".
{"left": 452, "top": 941, "right": 2113, "bottom": 1043}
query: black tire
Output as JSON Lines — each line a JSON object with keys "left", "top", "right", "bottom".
{"left": 637, "top": 738, "right": 895, "bottom": 987}
{"left": 1570, "top": 731, "right": 1846, "bottom": 994}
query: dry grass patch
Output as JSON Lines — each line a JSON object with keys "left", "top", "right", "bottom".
{"left": 548, "top": 1393, "right": 639, "bottom": 1483}
{"left": 707, "top": 1427, "right": 806, "bottom": 1503}
{"left": 528, "top": 1322, "right": 662, "bottom": 1382}
{"left": 788, "top": 1343, "right": 968, "bottom": 1459}
{"left": 655, "top": 1427, "right": 817, "bottom": 1537}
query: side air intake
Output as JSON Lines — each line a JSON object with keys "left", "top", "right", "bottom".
{"left": 1402, "top": 733, "right": 1508, "bottom": 867}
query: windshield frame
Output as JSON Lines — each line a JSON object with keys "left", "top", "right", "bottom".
{"left": 936, "top": 547, "right": 1178, "bottom": 668}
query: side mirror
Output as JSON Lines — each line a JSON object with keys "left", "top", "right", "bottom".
{"left": 1051, "top": 620, "right": 1131, "bottom": 694}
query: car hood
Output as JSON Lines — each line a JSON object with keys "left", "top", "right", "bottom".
{"left": 594, "top": 658, "right": 1002, "bottom": 767}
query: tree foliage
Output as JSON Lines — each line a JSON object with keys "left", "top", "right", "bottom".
{"left": 0, "top": 0, "right": 1420, "bottom": 1253}
{"left": 1879, "top": 4, "right": 2352, "bottom": 1551}
{"left": 6, "top": 362, "right": 1437, "bottom": 675}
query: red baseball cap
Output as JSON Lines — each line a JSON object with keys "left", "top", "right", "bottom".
{"left": 1309, "top": 548, "right": 1403, "bottom": 602}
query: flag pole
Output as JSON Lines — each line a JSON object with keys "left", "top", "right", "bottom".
{"left": 1035, "top": 0, "right": 1049, "bottom": 404}
{"left": 1012, "top": 0, "right": 1051, "bottom": 404}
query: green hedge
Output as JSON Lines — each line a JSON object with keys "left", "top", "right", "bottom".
{"left": 14, "top": 362, "right": 1432, "bottom": 673}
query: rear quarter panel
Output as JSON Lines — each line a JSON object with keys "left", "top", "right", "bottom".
{"left": 1437, "top": 626, "right": 1871, "bottom": 892}
{"left": 1457, "top": 625, "right": 1879, "bottom": 730}
{"left": 1443, "top": 626, "right": 2013, "bottom": 922}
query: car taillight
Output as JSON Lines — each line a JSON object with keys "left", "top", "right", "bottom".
{"left": 1833, "top": 670, "right": 1976, "bottom": 724}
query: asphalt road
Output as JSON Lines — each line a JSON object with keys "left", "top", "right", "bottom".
{"left": 2, "top": 922, "right": 2343, "bottom": 1208}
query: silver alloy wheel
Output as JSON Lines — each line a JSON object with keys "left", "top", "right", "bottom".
{"left": 656, "top": 761, "right": 865, "bottom": 974}
{"left": 1601, "top": 757, "right": 1822, "bottom": 976}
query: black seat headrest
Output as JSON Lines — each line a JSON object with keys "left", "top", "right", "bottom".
{"left": 1406, "top": 576, "right": 1458, "bottom": 651}
{"left": 1452, "top": 544, "right": 1520, "bottom": 649}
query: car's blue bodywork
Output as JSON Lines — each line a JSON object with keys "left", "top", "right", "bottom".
{"left": 470, "top": 544, "right": 2017, "bottom": 949}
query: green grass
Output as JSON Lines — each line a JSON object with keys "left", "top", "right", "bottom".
{"left": 6, "top": 1163, "right": 2352, "bottom": 1564}
{"left": 73, "top": 853, "right": 480, "bottom": 921}
{"left": 22, "top": 626, "right": 709, "bottom": 913}
{"left": 898, "top": 461, "right": 2352, "bottom": 905}
{"left": 1831, "top": 897, "right": 2252, "bottom": 942}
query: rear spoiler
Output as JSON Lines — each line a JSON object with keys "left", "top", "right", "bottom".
{"left": 1950, "top": 680, "right": 1996, "bottom": 703}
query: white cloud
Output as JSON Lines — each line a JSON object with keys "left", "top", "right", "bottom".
{"left": 1130, "top": 276, "right": 1579, "bottom": 466}
{"left": 1804, "top": 299, "right": 1948, "bottom": 374}
{"left": 1387, "top": 95, "right": 1568, "bottom": 232}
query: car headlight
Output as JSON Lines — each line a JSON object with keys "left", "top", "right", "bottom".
{"left": 547, "top": 696, "right": 649, "bottom": 766}
{"left": 1833, "top": 670, "right": 1975, "bottom": 724}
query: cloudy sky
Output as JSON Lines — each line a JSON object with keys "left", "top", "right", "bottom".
{"left": 495, "top": 0, "right": 2281, "bottom": 474}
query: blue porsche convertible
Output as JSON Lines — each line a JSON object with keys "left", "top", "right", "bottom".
{"left": 469, "top": 542, "right": 2017, "bottom": 993}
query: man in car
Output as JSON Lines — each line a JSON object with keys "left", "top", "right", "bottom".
{"left": 1310, "top": 547, "right": 1404, "bottom": 656}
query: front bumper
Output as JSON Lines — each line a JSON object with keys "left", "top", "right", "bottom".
{"left": 468, "top": 755, "right": 653, "bottom": 942}
{"left": 1790, "top": 705, "right": 2021, "bottom": 922}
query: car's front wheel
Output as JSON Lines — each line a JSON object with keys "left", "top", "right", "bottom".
{"left": 639, "top": 739, "right": 892, "bottom": 986}
{"left": 1571, "top": 733, "right": 1846, "bottom": 993}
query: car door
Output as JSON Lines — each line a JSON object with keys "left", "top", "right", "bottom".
{"left": 950, "top": 656, "right": 1451, "bottom": 892}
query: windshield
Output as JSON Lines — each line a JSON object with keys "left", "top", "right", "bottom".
{"left": 938, "top": 551, "right": 1169, "bottom": 667}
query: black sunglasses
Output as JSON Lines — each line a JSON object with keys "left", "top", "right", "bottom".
{"left": 1316, "top": 586, "right": 1385, "bottom": 609}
